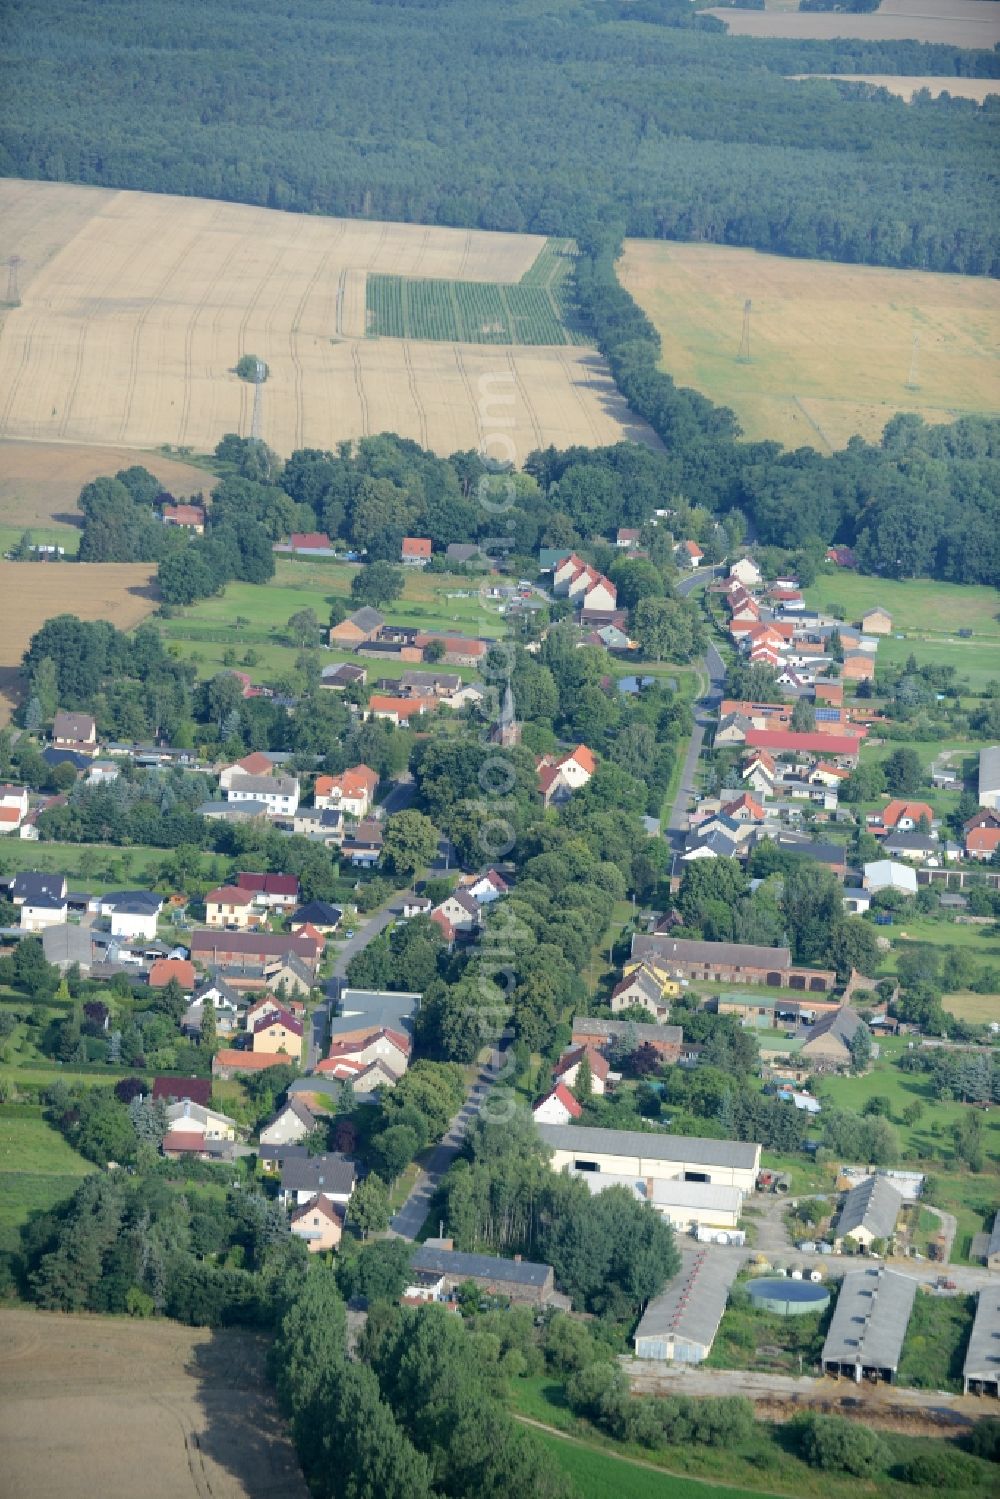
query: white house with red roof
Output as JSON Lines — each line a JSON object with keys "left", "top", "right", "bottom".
{"left": 314, "top": 764, "right": 379, "bottom": 818}
{"left": 537, "top": 745, "right": 597, "bottom": 806}
{"left": 401, "top": 536, "right": 432, "bottom": 565}
{"left": 204, "top": 885, "right": 259, "bottom": 930}
{"left": 162, "top": 503, "right": 206, "bottom": 533}
{"left": 552, "top": 1045, "right": 609, "bottom": 1096}
{"left": 720, "top": 792, "right": 765, "bottom": 823}
{"left": 219, "top": 751, "right": 277, "bottom": 791}
{"left": 532, "top": 1083, "right": 583, "bottom": 1125}
{"left": 290, "top": 1195, "right": 344, "bottom": 1252}
{"left": 0, "top": 784, "right": 29, "bottom": 834}
{"left": 729, "top": 557, "right": 761, "bottom": 588}
{"left": 463, "top": 868, "right": 509, "bottom": 906}
{"left": 678, "top": 539, "right": 703, "bottom": 567}
{"left": 236, "top": 871, "right": 301, "bottom": 910}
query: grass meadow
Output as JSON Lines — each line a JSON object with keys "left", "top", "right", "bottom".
{"left": 510, "top": 1376, "right": 991, "bottom": 1499}
{"left": 0, "top": 1113, "right": 95, "bottom": 1257}
{"left": 803, "top": 573, "right": 1000, "bottom": 639}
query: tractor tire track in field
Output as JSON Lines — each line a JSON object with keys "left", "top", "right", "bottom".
{"left": 556, "top": 348, "right": 602, "bottom": 447}
{"left": 116, "top": 228, "right": 204, "bottom": 443}
{"left": 335, "top": 269, "right": 348, "bottom": 337}
{"left": 288, "top": 222, "right": 345, "bottom": 446}
{"left": 56, "top": 226, "right": 135, "bottom": 439}
{"left": 153, "top": 1396, "right": 214, "bottom": 1499}
{"left": 351, "top": 343, "right": 370, "bottom": 436}
{"left": 402, "top": 341, "right": 428, "bottom": 449}
{"left": 0, "top": 320, "right": 37, "bottom": 433}
{"left": 233, "top": 248, "right": 284, "bottom": 439}
{"left": 411, "top": 227, "right": 431, "bottom": 278}
{"left": 367, "top": 220, "right": 389, "bottom": 273}
{"left": 56, "top": 323, "right": 90, "bottom": 439}
{"left": 453, "top": 346, "right": 485, "bottom": 450}
{"left": 177, "top": 230, "right": 246, "bottom": 449}
{"left": 457, "top": 230, "right": 472, "bottom": 279}
{"left": 506, "top": 350, "right": 543, "bottom": 451}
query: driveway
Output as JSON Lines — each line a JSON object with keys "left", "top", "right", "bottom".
{"left": 389, "top": 1049, "right": 508, "bottom": 1240}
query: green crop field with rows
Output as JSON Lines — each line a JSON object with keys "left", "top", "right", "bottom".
{"left": 366, "top": 237, "right": 589, "bottom": 345}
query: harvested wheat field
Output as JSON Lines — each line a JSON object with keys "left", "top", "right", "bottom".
{"left": 0, "top": 559, "right": 157, "bottom": 723}
{"left": 0, "top": 1308, "right": 307, "bottom": 1499}
{"left": 0, "top": 438, "right": 208, "bottom": 532}
{"left": 0, "top": 179, "right": 651, "bottom": 460}
{"left": 706, "top": 0, "right": 1000, "bottom": 44}
{"left": 619, "top": 239, "right": 1000, "bottom": 452}
{"left": 788, "top": 74, "right": 1000, "bottom": 103}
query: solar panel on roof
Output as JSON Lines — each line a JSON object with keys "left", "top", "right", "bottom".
{"left": 815, "top": 708, "right": 840, "bottom": 721}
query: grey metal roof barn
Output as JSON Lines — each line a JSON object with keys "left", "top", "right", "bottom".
{"left": 833, "top": 1175, "right": 902, "bottom": 1246}
{"left": 634, "top": 1250, "right": 743, "bottom": 1363}
{"left": 977, "top": 744, "right": 1000, "bottom": 809}
{"left": 410, "top": 1244, "right": 552, "bottom": 1289}
{"left": 631, "top": 934, "right": 791, "bottom": 971}
{"left": 963, "top": 1287, "right": 1000, "bottom": 1395}
{"left": 536, "top": 1123, "right": 759, "bottom": 1171}
{"left": 821, "top": 1267, "right": 917, "bottom": 1383}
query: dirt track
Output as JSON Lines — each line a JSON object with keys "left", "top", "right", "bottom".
{"left": 626, "top": 1359, "right": 987, "bottom": 1435}
{"left": 0, "top": 1307, "right": 307, "bottom": 1499}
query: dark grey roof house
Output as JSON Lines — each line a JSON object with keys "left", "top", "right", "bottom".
{"left": 409, "top": 1243, "right": 555, "bottom": 1305}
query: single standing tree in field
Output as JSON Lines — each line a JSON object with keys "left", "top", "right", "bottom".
{"left": 287, "top": 608, "right": 321, "bottom": 647}
{"left": 351, "top": 561, "right": 404, "bottom": 608}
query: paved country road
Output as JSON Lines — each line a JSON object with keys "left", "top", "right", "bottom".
{"left": 661, "top": 566, "right": 726, "bottom": 854}
{"left": 389, "top": 1049, "right": 509, "bottom": 1239}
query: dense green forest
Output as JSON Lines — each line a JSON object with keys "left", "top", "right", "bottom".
{"left": 1, "top": 0, "right": 998, "bottom": 273}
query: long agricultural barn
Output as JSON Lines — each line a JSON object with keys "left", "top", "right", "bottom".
{"left": 536, "top": 1123, "right": 761, "bottom": 1193}
{"left": 821, "top": 1267, "right": 917, "bottom": 1384}
{"left": 570, "top": 1171, "right": 744, "bottom": 1232}
{"left": 963, "top": 1287, "right": 1000, "bottom": 1397}
{"left": 633, "top": 1250, "right": 743, "bottom": 1363}
{"left": 630, "top": 934, "right": 836, "bottom": 992}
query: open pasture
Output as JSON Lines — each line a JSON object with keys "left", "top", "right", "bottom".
{"left": 619, "top": 239, "right": 1000, "bottom": 452}
{"left": 943, "top": 990, "right": 1000, "bottom": 1024}
{"left": 803, "top": 574, "right": 1000, "bottom": 639}
{"left": 0, "top": 558, "right": 158, "bottom": 723}
{"left": 0, "top": 180, "right": 650, "bottom": 461}
{"left": 706, "top": 0, "right": 1000, "bottom": 45}
{"left": 789, "top": 74, "right": 1000, "bottom": 103}
{"left": 0, "top": 1308, "right": 308, "bottom": 1499}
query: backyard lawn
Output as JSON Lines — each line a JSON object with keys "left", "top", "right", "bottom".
{"left": 818, "top": 1056, "right": 1000, "bottom": 1170}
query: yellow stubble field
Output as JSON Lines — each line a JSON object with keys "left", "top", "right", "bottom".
{"left": 705, "top": 0, "right": 1000, "bottom": 45}
{"left": 0, "top": 558, "right": 158, "bottom": 723}
{"left": 619, "top": 239, "right": 1000, "bottom": 452}
{"left": 0, "top": 179, "right": 647, "bottom": 461}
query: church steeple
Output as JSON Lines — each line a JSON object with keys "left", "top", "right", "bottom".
{"left": 492, "top": 677, "right": 521, "bottom": 747}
